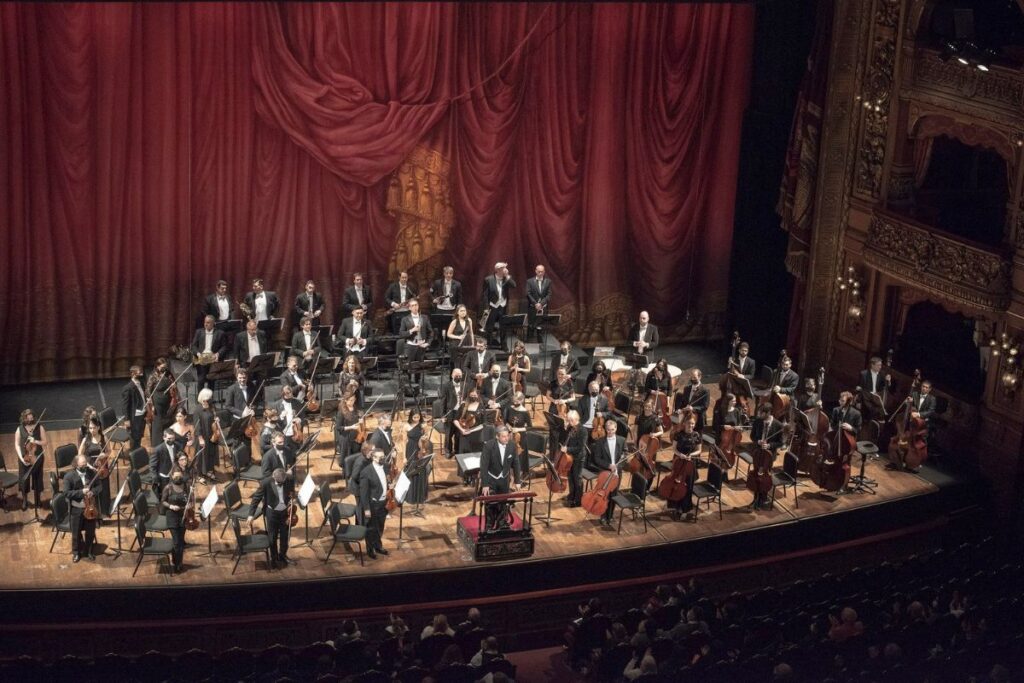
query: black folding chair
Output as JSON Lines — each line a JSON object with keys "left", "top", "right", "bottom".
{"left": 230, "top": 516, "right": 272, "bottom": 575}
{"left": 132, "top": 516, "right": 174, "bottom": 577}
{"left": 324, "top": 502, "right": 367, "bottom": 565}
{"left": 692, "top": 461, "right": 724, "bottom": 520}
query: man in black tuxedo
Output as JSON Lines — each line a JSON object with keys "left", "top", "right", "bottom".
{"left": 279, "top": 355, "right": 306, "bottom": 402}
{"left": 64, "top": 454, "right": 103, "bottom": 562}
{"left": 481, "top": 262, "right": 516, "bottom": 346}
{"left": 234, "top": 319, "right": 269, "bottom": 366}
{"left": 733, "top": 342, "right": 756, "bottom": 381}
{"left": 261, "top": 430, "right": 296, "bottom": 477}
{"left": 675, "top": 368, "right": 711, "bottom": 431}
{"left": 243, "top": 278, "right": 280, "bottom": 322}
{"left": 591, "top": 419, "right": 626, "bottom": 527}
{"left": 345, "top": 443, "right": 373, "bottom": 525}
{"left": 201, "top": 280, "right": 235, "bottom": 323}
{"left": 858, "top": 355, "right": 892, "bottom": 422}
{"left": 192, "top": 315, "right": 229, "bottom": 390}
{"left": 579, "top": 381, "right": 611, "bottom": 435}
{"left": 910, "top": 380, "right": 936, "bottom": 424}
{"left": 774, "top": 356, "right": 800, "bottom": 397}
{"left": 440, "top": 368, "right": 468, "bottom": 456}
{"left": 247, "top": 467, "right": 295, "bottom": 567}
{"left": 399, "top": 299, "right": 432, "bottom": 368}
{"left": 430, "top": 266, "right": 462, "bottom": 312}
{"left": 341, "top": 272, "right": 373, "bottom": 318}
{"left": 338, "top": 306, "right": 373, "bottom": 358}
{"left": 525, "top": 264, "right": 553, "bottom": 342}
{"left": 628, "top": 311, "right": 659, "bottom": 356}
{"left": 385, "top": 271, "right": 416, "bottom": 335}
{"left": 149, "top": 428, "right": 177, "bottom": 497}
{"left": 354, "top": 448, "right": 391, "bottom": 559}
{"left": 462, "top": 338, "right": 495, "bottom": 389}
{"left": 276, "top": 385, "right": 305, "bottom": 441}
{"left": 830, "top": 391, "right": 863, "bottom": 437}
{"left": 120, "top": 365, "right": 148, "bottom": 450}
{"left": 481, "top": 363, "right": 512, "bottom": 411}
{"left": 479, "top": 427, "right": 522, "bottom": 530}
{"left": 368, "top": 414, "right": 396, "bottom": 457}
{"left": 750, "top": 404, "right": 785, "bottom": 508}
{"left": 293, "top": 279, "right": 325, "bottom": 330}
{"left": 550, "top": 339, "right": 581, "bottom": 385}
{"left": 225, "top": 368, "right": 256, "bottom": 427}
{"left": 291, "top": 316, "right": 322, "bottom": 362}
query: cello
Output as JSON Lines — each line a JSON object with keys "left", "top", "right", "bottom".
{"left": 814, "top": 398, "right": 855, "bottom": 492}
{"left": 545, "top": 430, "right": 575, "bottom": 494}
{"left": 628, "top": 434, "right": 659, "bottom": 481}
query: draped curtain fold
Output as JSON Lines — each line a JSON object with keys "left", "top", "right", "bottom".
{"left": 0, "top": 2, "right": 753, "bottom": 384}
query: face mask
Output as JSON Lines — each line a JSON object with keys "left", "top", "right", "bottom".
{"left": 78, "top": 467, "right": 87, "bottom": 474}
{"left": 690, "top": 379, "right": 699, "bottom": 385}
{"left": 172, "top": 478, "right": 183, "bottom": 485}
{"left": 590, "top": 391, "right": 598, "bottom": 397}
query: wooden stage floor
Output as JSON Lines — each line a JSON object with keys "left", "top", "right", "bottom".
{"left": 0, "top": 398, "right": 940, "bottom": 592}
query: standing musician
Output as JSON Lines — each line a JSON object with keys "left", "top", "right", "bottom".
{"left": 337, "top": 355, "right": 365, "bottom": 408}
{"left": 335, "top": 392, "right": 362, "bottom": 471}
{"left": 385, "top": 271, "right": 416, "bottom": 335}
{"left": 276, "top": 385, "right": 305, "bottom": 440}
{"left": 244, "top": 278, "right": 279, "bottom": 322}
{"left": 405, "top": 433, "right": 433, "bottom": 513}
{"left": 291, "top": 317, "right": 321, "bottom": 362}
{"left": 430, "top": 266, "right": 463, "bottom": 311}
{"left": 547, "top": 366, "right": 578, "bottom": 455}
{"left": 400, "top": 299, "right": 432, "bottom": 372}
{"left": 338, "top": 306, "right": 373, "bottom": 359}
{"left": 644, "top": 358, "right": 672, "bottom": 398}
{"left": 262, "top": 431, "right": 296, "bottom": 478}
{"left": 280, "top": 355, "right": 307, "bottom": 402}
{"left": 909, "top": 379, "right": 936, "bottom": 427}
{"left": 234, "top": 318, "right": 269, "bottom": 367}
{"left": 15, "top": 408, "right": 46, "bottom": 512}
{"left": 354, "top": 448, "right": 392, "bottom": 559}
{"left": 562, "top": 410, "right": 588, "bottom": 507}
{"left": 748, "top": 404, "right": 784, "bottom": 510}
{"left": 161, "top": 468, "right": 189, "bottom": 573}
{"left": 551, "top": 339, "right": 581, "bottom": 384}
{"left": 713, "top": 393, "right": 748, "bottom": 438}
{"left": 858, "top": 356, "right": 893, "bottom": 422}
{"left": 260, "top": 408, "right": 280, "bottom": 457}
{"left": 64, "top": 454, "right": 102, "bottom": 562}
{"left": 121, "top": 365, "right": 148, "bottom": 450}
{"left": 463, "top": 337, "right": 496, "bottom": 389}
{"left": 455, "top": 390, "right": 486, "bottom": 456}
{"left": 446, "top": 304, "right": 475, "bottom": 367}
{"left": 369, "top": 414, "right": 396, "bottom": 459}
{"left": 346, "top": 443, "right": 374, "bottom": 525}
{"left": 507, "top": 340, "right": 532, "bottom": 393}
{"left": 79, "top": 406, "right": 99, "bottom": 443}
{"left": 592, "top": 419, "right": 625, "bottom": 527}
{"left": 192, "top": 388, "right": 220, "bottom": 483}
{"left": 629, "top": 311, "right": 660, "bottom": 355}
{"left": 579, "top": 381, "right": 611, "bottom": 441}
{"left": 225, "top": 368, "right": 256, "bottom": 424}
{"left": 669, "top": 410, "right": 701, "bottom": 521}
{"left": 293, "top": 279, "right": 325, "bottom": 330}
{"left": 830, "top": 391, "right": 863, "bottom": 438}
{"left": 773, "top": 355, "right": 800, "bottom": 399}
{"left": 441, "top": 368, "right": 468, "bottom": 457}
{"left": 637, "top": 399, "right": 665, "bottom": 441}
{"left": 169, "top": 407, "right": 194, "bottom": 452}
{"left": 341, "top": 272, "right": 373, "bottom": 318}
{"left": 78, "top": 417, "right": 111, "bottom": 517}
{"left": 202, "top": 280, "right": 235, "bottom": 323}
{"left": 481, "top": 262, "right": 516, "bottom": 347}
{"left": 526, "top": 264, "right": 552, "bottom": 342}
{"left": 504, "top": 391, "right": 532, "bottom": 476}
{"left": 479, "top": 426, "right": 522, "bottom": 530}
{"left": 173, "top": 452, "right": 192, "bottom": 489}
{"left": 585, "top": 360, "right": 614, "bottom": 393}
{"left": 732, "top": 342, "right": 756, "bottom": 381}
{"left": 192, "top": 314, "right": 229, "bottom": 390}
{"left": 675, "top": 368, "right": 710, "bottom": 432}
{"left": 150, "top": 428, "right": 177, "bottom": 498}
{"left": 799, "top": 377, "right": 822, "bottom": 411}
{"left": 247, "top": 467, "right": 295, "bottom": 568}
{"left": 481, "top": 363, "right": 512, "bottom": 412}
{"left": 147, "top": 357, "right": 176, "bottom": 448}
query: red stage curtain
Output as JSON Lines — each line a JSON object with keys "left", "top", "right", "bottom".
{"left": 0, "top": 2, "right": 753, "bottom": 384}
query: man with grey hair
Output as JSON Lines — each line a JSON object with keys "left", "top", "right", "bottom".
{"left": 248, "top": 466, "right": 295, "bottom": 567}
{"left": 354, "top": 448, "right": 390, "bottom": 559}
{"left": 480, "top": 426, "right": 521, "bottom": 530}
{"left": 481, "top": 261, "right": 516, "bottom": 347}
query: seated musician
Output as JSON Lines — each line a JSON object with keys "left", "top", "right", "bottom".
{"left": 562, "top": 409, "right": 587, "bottom": 507}
{"left": 338, "top": 306, "right": 373, "bottom": 359}
{"left": 675, "top": 368, "right": 710, "bottom": 432}
{"left": 579, "top": 381, "right": 611, "bottom": 441}
{"left": 481, "top": 363, "right": 512, "bottom": 411}
{"left": 713, "top": 393, "right": 748, "bottom": 438}
{"left": 280, "top": 355, "right": 306, "bottom": 402}
{"left": 430, "top": 265, "right": 462, "bottom": 311}
{"left": 637, "top": 399, "right": 664, "bottom": 441}
{"left": 291, "top": 316, "right": 322, "bottom": 362}
{"left": 244, "top": 278, "right": 279, "bottom": 322}
{"left": 550, "top": 339, "right": 581, "bottom": 385}
{"left": 504, "top": 391, "right": 531, "bottom": 477}
{"left": 774, "top": 355, "right": 799, "bottom": 398}
{"left": 341, "top": 272, "right": 373, "bottom": 318}
{"left": 585, "top": 360, "right": 614, "bottom": 392}
{"left": 201, "top": 279, "right": 235, "bottom": 323}
{"left": 629, "top": 310, "right": 659, "bottom": 355}
{"left": 592, "top": 419, "right": 626, "bottom": 527}
{"left": 644, "top": 358, "right": 672, "bottom": 398}
{"left": 799, "top": 377, "right": 822, "bottom": 411}
{"left": 748, "top": 404, "right": 783, "bottom": 510}
{"left": 293, "top": 280, "right": 324, "bottom": 330}
{"left": 668, "top": 409, "right": 701, "bottom": 521}
{"left": 385, "top": 271, "right": 416, "bottom": 335}
{"left": 192, "top": 314, "right": 229, "bottom": 389}
{"left": 479, "top": 426, "right": 522, "bottom": 531}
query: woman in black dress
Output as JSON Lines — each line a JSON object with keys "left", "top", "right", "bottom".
{"left": 169, "top": 407, "right": 194, "bottom": 453}
{"left": 147, "top": 357, "right": 175, "bottom": 448}
{"left": 337, "top": 355, "right": 365, "bottom": 408}
{"left": 336, "top": 393, "right": 363, "bottom": 476}
{"left": 670, "top": 410, "right": 701, "bottom": 521}
{"left": 404, "top": 412, "right": 431, "bottom": 510}
{"left": 446, "top": 304, "right": 475, "bottom": 367}
{"left": 504, "top": 391, "right": 532, "bottom": 478}
{"left": 14, "top": 408, "right": 47, "bottom": 511}
{"left": 644, "top": 359, "right": 673, "bottom": 398}
{"left": 585, "top": 360, "right": 614, "bottom": 393}
{"left": 79, "top": 406, "right": 99, "bottom": 443}
{"left": 161, "top": 469, "right": 189, "bottom": 573}
{"left": 78, "top": 417, "right": 111, "bottom": 518}
{"left": 455, "top": 390, "right": 485, "bottom": 454}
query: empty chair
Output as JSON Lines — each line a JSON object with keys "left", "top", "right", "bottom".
{"left": 692, "top": 461, "right": 724, "bottom": 520}
{"left": 0, "top": 450, "right": 22, "bottom": 510}
{"left": 128, "top": 447, "right": 156, "bottom": 487}
{"left": 324, "top": 502, "right": 367, "bottom": 565}
{"left": 220, "top": 479, "right": 260, "bottom": 538}
{"left": 771, "top": 451, "right": 800, "bottom": 508}
{"left": 230, "top": 516, "right": 272, "bottom": 574}
{"left": 132, "top": 517, "right": 174, "bottom": 577}
{"left": 612, "top": 472, "right": 649, "bottom": 534}
{"left": 53, "top": 444, "right": 77, "bottom": 479}
{"left": 232, "top": 443, "right": 263, "bottom": 485}
{"left": 48, "top": 493, "right": 71, "bottom": 553}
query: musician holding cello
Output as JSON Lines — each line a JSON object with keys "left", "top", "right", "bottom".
{"left": 547, "top": 366, "right": 577, "bottom": 457}
{"left": 15, "top": 408, "right": 46, "bottom": 512}
{"left": 666, "top": 409, "right": 700, "bottom": 521}
{"left": 64, "top": 454, "right": 102, "bottom": 562}
{"left": 589, "top": 419, "right": 625, "bottom": 527}
{"left": 830, "top": 391, "right": 862, "bottom": 491}
{"left": 747, "top": 404, "right": 783, "bottom": 511}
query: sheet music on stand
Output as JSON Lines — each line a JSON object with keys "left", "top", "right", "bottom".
{"left": 201, "top": 486, "right": 219, "bottom": 520}
{"left": 394, "top": 472, "right": 412, "bottom": 505}
{"left": 109, "top": 480, "right": 129, "bottom": 517}
{"left": 593, "top": 346, "right": 616, "bottom": 358}
{"left": 298, "top": 473, "right": 316, "bottom": 508}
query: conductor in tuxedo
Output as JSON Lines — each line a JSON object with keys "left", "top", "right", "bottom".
{"left": 479, "top": 426, "right": 522, "bottom": 531}
{"left": 247, "top": 467, "right": 295, "bottom": 567}
{"left": 591, "top": 419, "right": 626, "bottom": 527}
{"left": 525, "top": 264, "right": 553, "bottom": 342}
{"left": 354, "top": 448, "right": 391, "bottom": 559}
{"left": 628, "top": 311, "right": 660, "bottom": 355}
{"left": 192, "top": 315, "right": 229, "bottom": 389}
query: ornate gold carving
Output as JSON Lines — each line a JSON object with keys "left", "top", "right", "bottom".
{"left": 913, "top": 50, "right": 1024, "bottom": 113}
{"left": 863, "top": 210, "right": 1011, "bottom": 311}
{"left": 854, "top": 1, "right": 900, "bottom": 198}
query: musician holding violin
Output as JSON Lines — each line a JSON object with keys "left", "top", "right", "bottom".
{"left": 481, "top": 364, "right": 512, "bottom": 411}
{"left": 337, "top": 354, "right": 365, "bottom": 407}
{"left": 146, "top": 357, "right": 176, "bottom": 448}
{"left": 644, "top": 359, "right": 672, "bottom": 398}
{"left": 580, "top": 381, "right": 611, "bottom": 441}
{"left": 247, "top": 466, "right": 296, "bottom": 568}
{"left": 455, "top": 390, "right": 486, "bottom": 456}
{"left": 280, "top": 355, "right": 307, "bottom": 402}
{"left": 335, "top": 392, "right": 363, "bottom": 471}
{"left": 64, "top": 454, "right": 102, "bottom": 562}
{"left": 192, "top": 388, "right": 221, "bottom": 483}
{"left": 508, "top": 341, "right": 531, "bottom": 394}
{"left": 276, "top": 385, "right": 305, "bottom": 440}
{"left": 262, "top": 431, "right": 296, "bottom": 478}
{"left": 150, "top": 428, "right": 178, "bottom": 498}
{"left": 548, "top": 366, "right": 577, "bottom": 456}
{"left": 161, "top": 468, "right": 190, "bottom": 573}
{"left": 747, "top": 404, "right": 783, "bottom": 511}
{"left": 504, "top": 391, "right": 532, "bottom": 476}
{"left": 78, "top": 417, "right": 111, "bottom": 517}
{"left": 15, "top": 408, "right": 47, "bottom": 512}
{"left": 120, "top": 365, "right": 148, "bottom": 450}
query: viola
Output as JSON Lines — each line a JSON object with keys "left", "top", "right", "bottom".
{"left": 286, "top": 499, "right": 301, "bottom": 527}
{"left": 184, "top": 484, "right": 201, "bottom": 531}
{"left": 657, "top": 454, "right": 694, "bottom": 502}
{"left": 582, "top": 469, "right": 620, "bottom": 517}
{"left": 590, "top": 413, "right": 606, "bottom": 440}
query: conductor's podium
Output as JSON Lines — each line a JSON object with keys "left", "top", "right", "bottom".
{"left": 457, "top": 491, "right": 537, "bottom": 562}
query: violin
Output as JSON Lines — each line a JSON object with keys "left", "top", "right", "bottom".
{"left": 459, "top": 401, "right": 479, "bottom": 430}
{"left": 22, "top": 409, "right": 45, "bottom": 466}
{"left": 591, "top": 413, "right": 606, "bottom": 440}
{"left": 211, "top": 415, "right": 225, "bottom": 445}
{"left": 83, "top": 488, "right": 100, "bottom": 521}
{"left": 286, "top": 499, "right": 301, "bottom": 527}
{"left": 184, "top": 480, "right": 201, "bottom": 531}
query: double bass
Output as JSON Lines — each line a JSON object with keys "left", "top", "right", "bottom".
{"left": 814, "top": 402, "right": 855, "bottom": 492}
{"left": 746, "top": 441, "right": 774, "bottom": 499}
{"left": 795, "top": 368, "right": 832, "bottom": 473}
{"left": 888, "top": 369, "right": 928, "bottom": 470}
{"left": 767, "top": 351, "right": 792, "bottom": 420}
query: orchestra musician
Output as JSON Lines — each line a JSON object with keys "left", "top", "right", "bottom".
{"left": 479, "top": 426, "right": 522, "bottom": 530}
{"left": 293, "top": 280, "right": 325, "bottom": 330}
{"left": 280, "top": 355, "right": 306, "bottom": 402}
{"left": 225, "top": 368, "right": 256, "bottom": 423}
{"left": 385, "top": 271, "right": 416, "bottom": 335}
{"left": 335, "top": 391, "right": 361, "bottom": 472}
{"left": 262, "top": 430, "right": 296, "bottom": 478}
{"left": 774, "top": 355, "right": 800, "bottom": 398}
{"left": 910, "top": 379, "right": 936, "bottom": 427}
{"left": 234, "top": 318, "right": 269, "bottom": 366}
{"left": 346, "top": 443, "right": 373, "bottom": 525}
{"left": 551, "top": 339, "right": 581, "bottom": 384}
{"left": 585, "top": 360, "right": 614, "bottom": 393}
{"left": 592, "top": 419, "right": 625, "bottom": 527}
{"left": 337, "top": 355, "right": 366, "bottom": 408}
{"left": 463, "top": 338, "right": 495, "bottom": 389}
{"left": 748, "top": 404, "right": 784, "bottom": 510}
{"left": 635, "top": 400, "right": 664, "bottom": 490}
{"left": 629, "top": 311, "right": 659, "bottom": 355}
{"left": 79, "top": 406, "right": 98, "bottom": 443}
{"left": 799, "top": 377, "right": 822, "bottom": 411}
{"left": 400, "top": 299, "right": 432, "bottom": 376}
{"left": 713, "top": 393, "right": 748, "bottom": 439}
{"left": 675, "top": 368, "right": 710, "bottom": 432}
{"left": 201, "top": 280, "right": 235, "bottom": 323}
{"left": 243, "top": 278, "right": 279, "bottom": 322}
{"left": 733, "top": 342, "right": 756, "bottom": 381}
{"left": 354, "top": 448, "right": 391, "bottom": 559}
{"left": 669, "top": 410, "right": 701, "bottom": 521}
{"left": 481, "top": 262, "right": 516, "bottom": 346}
{"left": 341, "top": 272, "right": 373, "bottom": 318}
{"left": 15, "top": 408, "right": 46, "bottom": 512}
{"left": 563, "top": 410, "right": 588, "bottom": 507}
{"left": 455, "top": 390, "right": 485, "bottom": 455}
{"left": 276, "top": 385, "right": 305, "bottom": 440}
{"left": 481, "top": 364, "right": 512, "bottom": 411}
{"left": 405, "top": 434, "right": 433, "bottom": 512}
{"left": 440, "top": 368, "right": 468, "bottom": 457}
{"left": 64, "top": 454, "right": 102, "bottom": 562}
{"left": 579, "top": 381, "right": 611, "bottom": 441}
{"left": 525, "top": 264, "right": 552, "bottom": 342}
{"left": 78, "top": 417, "right": 111, "bottom": 516}
{"left": 260, "top": 407, "right": 280, "bottom": 457}
{"left": 247, "top": 467, "right": 296, "bottom": 568}
{"left": 150, "top": 428, "right": 177, "bottom": 498}
{"left": 161, "top": 468, "right": 189, "bottom": 573}
{"left": 192, "top": 388, "right": 220, "bottom": 483}
{"left": 191, "top": 315, "right": 229, "bottom": 389}
{"left": 368, "top": 413, "right": 396, "bottom": 459}
{"left": 507, "top": 340, "right": 532, "bottom": 390}
{"left": 146, "top": 357, "right": 176, "bottom": 448}
{"left": 830, "top": 391, "right": 863, "bottom": 439}
{"left": 290, "top": 317, "right": 321, "bottom": 362}
{"left": 858, "top": 356, "right": 892, "bottom": 422}
{"left": 547, "top": 366, "right": 577, "bottom": 455}
{"left": 504, "top": 391, "right": 531, "bottom": 476}
{"left": 173, "top": 452, "right": 192, "bottom": 489}
{"left": 120, "top": 365, "right": 148, "bottom": 450}
{"left": 169, "top": 407, "right": 194, "bottom": 452}
{"left": 430, "top": 266, "right": 462, "bottom": 311}
{"left": 338, "top": 306, "right": 373, "bottom": 359}
{"left": 644, "top": 358, "right": 672, "bottom": 397}
{"left": 446, "top": 304, "right": 475, "bottom": 367}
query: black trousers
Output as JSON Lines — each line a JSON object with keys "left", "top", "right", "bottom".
{"left": 150, "top": 409, "right": 172, "bottom": 448}
{"left": 484, "top": 478, "right": 511, "bottom": 531}
{"left": 445, "top": 423, "right": 460, "bottom": 456}
{"left": 366, "top": 499, "right": 387, "bottom": 552}
{"left": 265, "top": 508, "right": 290, "bottom": 560}
{"left": 567, "top": 456, "right": 584, "bottom": 506}
{"left": 69, "top": 507, "right": 96, "bottom": 554}
{"left": 485, "top": 304, "right": 507, "bottom": 344}
{"left": 128, "top": 415, "right": 147, "bottom": 451}
{"left": 19, "top": 457, "right": 44, "bottom": 496}
{"left": 169, "top": 525, "right": 185, "bottom": 567}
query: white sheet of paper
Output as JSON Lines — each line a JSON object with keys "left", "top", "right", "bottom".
{"left": 109, "top": 480, "right": 128, "bottom": 517}
{"left": 394, "top": 472, "right": 411, "bottom": 505}
{"left": 462, "top": 455, "right": 481, "bottom": 471}
{"left": 298, "top": 473, "right": 316, "bottom": 508}
{"left": 201, "top": 486, "right": 219, "bottom": 520}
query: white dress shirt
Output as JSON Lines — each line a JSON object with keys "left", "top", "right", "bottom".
{"left": 254, "top": 293, "right": 268, "bottom": 321}
{"left": 216, "top": 296, "right": 229, "bottom": 321}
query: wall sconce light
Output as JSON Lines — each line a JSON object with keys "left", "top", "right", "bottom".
{"left": 988, "top": 331, "right": 1022, "bottom": 397}
{"left": 837, "top": 266, "right": 864, "bottom": 328}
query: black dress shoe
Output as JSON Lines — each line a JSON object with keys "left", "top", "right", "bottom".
{"left": 367, "top": 550, "right": 377, "bottom": 560}
{"left": 21, "top": 497, "right": 28, "bottom": 511}
{"left": 88, "top": 552, "right": 97, "bottom": 561}
{"left": 73, "top": 553, "right": 81, "bottom": 563}
{"left": 377, "top": 548, "right": 389, "bottom": 556}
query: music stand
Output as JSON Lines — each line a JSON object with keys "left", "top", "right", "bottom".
{"left": 535, "top": 314, "right": 562, "bottom": 382}
{"left": 294, "top": 429, "right": 321, "bottom": 479}
{"left": 256, "top": 317, "right": 284, "bottom": 334}
{"left": 226, "top": 414, "right": 252, "bottom": 443}
{"left": 625, "top": 353, "right": 649, "bottom": 395}
{"left": 724, "top": 373, "right": 755, "bottom": 416}
{"left": 214, "top": 319, "right": 243, "bottom": 334}
{"left": 860, "top": 390, "right": 886, "bottom": 420}
{"left": 455, "top": 451, "right": 481, "bottom": 489}
{"left": 499, "top": 313, "right": 527, "bottom": 352}
{"left": 430, "top": 312, "right": 454, "bottom": 356}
